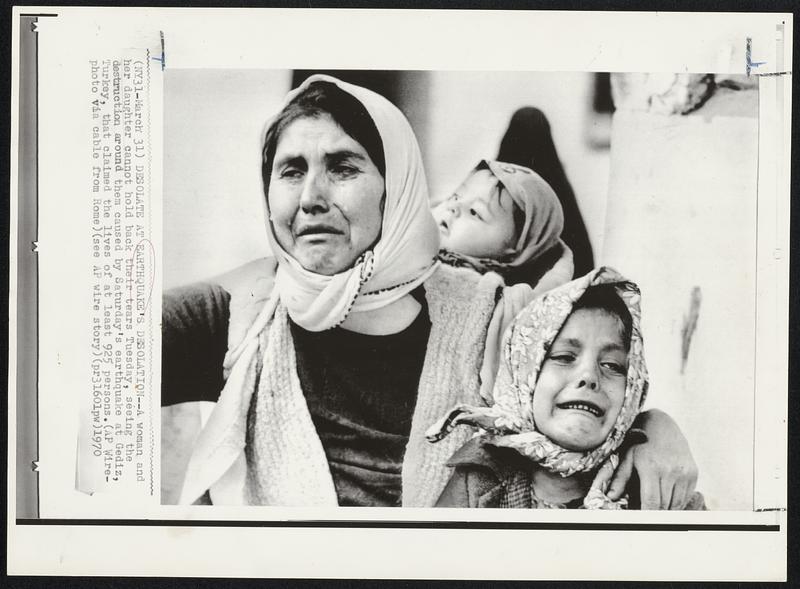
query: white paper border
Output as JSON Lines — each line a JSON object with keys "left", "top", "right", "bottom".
{"left": 8, "top": 6, "right": 790, "bottom": 580}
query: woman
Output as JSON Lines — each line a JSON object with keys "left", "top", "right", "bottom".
{"left": 497, "top": 107, "right": 595, "bottom": 278}
{"left": 162, "top": 75, "right": 697, "bottom": 508}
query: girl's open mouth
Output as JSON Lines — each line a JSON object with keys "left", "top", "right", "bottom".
{"left": 556, "top": 401, "right": 604, "bottom": 417}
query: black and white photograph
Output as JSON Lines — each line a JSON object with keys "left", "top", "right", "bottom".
{"left": 9, "top": 7, "right": 789, "bottom": 581}
{"left": 161, "top": 69, "right": 757, "bottom": 512}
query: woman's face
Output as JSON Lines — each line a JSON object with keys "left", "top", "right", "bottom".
{"left": 431, "top": 169, "right": 517, "bottom": 259}
{"left": 268, "top": 114, "right": 385, "bottom": 276}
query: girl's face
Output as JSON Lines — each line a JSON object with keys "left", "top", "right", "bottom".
{"left": 432, "top": 169, "right": 517, "bottom": 259}
{"left": 531, "top": 308, "right": 629, "bottom": 452}
{"left": 268, "top": 114, "right": 385, "bottom": 276}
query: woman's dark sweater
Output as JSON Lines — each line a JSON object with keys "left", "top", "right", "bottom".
{"left": 162, "top": 282, "right": 430, "bottom": 507}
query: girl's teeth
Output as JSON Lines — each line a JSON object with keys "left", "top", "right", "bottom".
{"left": 564, "top": 403, "right": 599, "bottom": 416}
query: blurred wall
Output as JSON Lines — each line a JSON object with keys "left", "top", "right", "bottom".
{"left": 163, "top": 70, "right": 289, "bottom": 288}
{"left": 164, "top": 70, "right": 608, "bottom": 288}
{"left": 602, "top": 90, "right": 759, "bottom": 510}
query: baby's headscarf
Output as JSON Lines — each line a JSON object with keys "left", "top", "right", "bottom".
{"left": 438, "top": 160, "right": 564, "bottom": 276}
{"left": 265, "top": 74, "right": 440, "bottom": 332}
{"left": 426, "top": 267, "right": 649, "bottom": 508}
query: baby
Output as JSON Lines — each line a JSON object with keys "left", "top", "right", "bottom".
{"left": 433, "top": 161, "right": 578, "bottom": 404}
{"left": 431, "top": 160, "right": 573, "bottom": 289}
{"left": 427, "top": 267, "right": 705, "bottom": 509}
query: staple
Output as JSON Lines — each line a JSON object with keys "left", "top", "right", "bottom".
{"left": 745, "top": 37, "right": 767, "bottom": 77}
{"left": 151, "top": 30, "right": 166, "bottom": 71}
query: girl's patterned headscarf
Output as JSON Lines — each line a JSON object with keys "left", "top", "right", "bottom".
{"left": 426, "top": 267, "right": 649, "bottom": 508}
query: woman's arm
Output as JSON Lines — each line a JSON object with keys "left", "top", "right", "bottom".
{"left": 606, "top": 409, "right": 699, "bottom": 509}
{"left": 162, "top": 282, "right": 231, "bottom": 406}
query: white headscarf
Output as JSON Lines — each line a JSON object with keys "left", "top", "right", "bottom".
{"left": 266, "top": 74, "right": 440, "bottom": 331}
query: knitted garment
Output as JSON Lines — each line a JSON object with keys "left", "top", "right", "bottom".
{"left": 401, "top": 266, "right": 503, "bottom": 507}
{"left": 180, "top": 263, "right": 503, "bottom": 506}
{"left": 245, "top": 304, "right": 339, "bottom": 505}
{"left": 476, "top": 240, "right": 574, "bottom": 405}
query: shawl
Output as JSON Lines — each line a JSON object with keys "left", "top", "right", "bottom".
{"left": 265, "top": 75, "right": 440, "bottom": 332}
{"left": 427, "top": 267, "right": 649, "bottom": 509}
{"left": 437, "top": 159, "right": 564, "bottom": 281}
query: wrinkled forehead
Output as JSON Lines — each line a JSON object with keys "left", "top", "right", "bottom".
{"left": 274, "top": 113, "right": 363, "bottom": 155}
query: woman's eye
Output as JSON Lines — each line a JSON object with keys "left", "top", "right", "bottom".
{"left": 602, "top": 361, "right": 627, "bottom": 375}
{"left": 331, "top": 164, "right": 359, "bottom": 177}
{"left": 279, "top": 168, "right": 303, "bottom": 179}
{"left": 469, "top": 208, "right": 482, "bottom": 220}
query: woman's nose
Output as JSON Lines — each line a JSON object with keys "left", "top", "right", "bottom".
{"left": 299, "top": 173, "right": 330, "bottom": 214}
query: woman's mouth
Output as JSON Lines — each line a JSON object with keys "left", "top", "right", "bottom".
{"left": 556, "top": 401, "right": 605, "bottom": 417}
{"left": 297, "top": 224, "right": 343, "bottom": 238}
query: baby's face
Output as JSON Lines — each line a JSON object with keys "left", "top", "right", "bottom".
{"left": 432, "top": 169, "right": 517, "bottom": 259}
{"left": 531, "top": 308, "right": 629, "bottom": 452}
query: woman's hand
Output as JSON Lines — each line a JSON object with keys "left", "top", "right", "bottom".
{"left": 607, "top": 409, "right": 699, "bottom": 509}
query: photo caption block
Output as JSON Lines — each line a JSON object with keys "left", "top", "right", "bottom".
{"left": 76, "top": 50, "right": 156, "bottom": 497}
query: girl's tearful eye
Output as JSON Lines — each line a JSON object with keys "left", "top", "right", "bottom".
{"left": 546, "top": 352, "right": 575, "bottom": 365}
